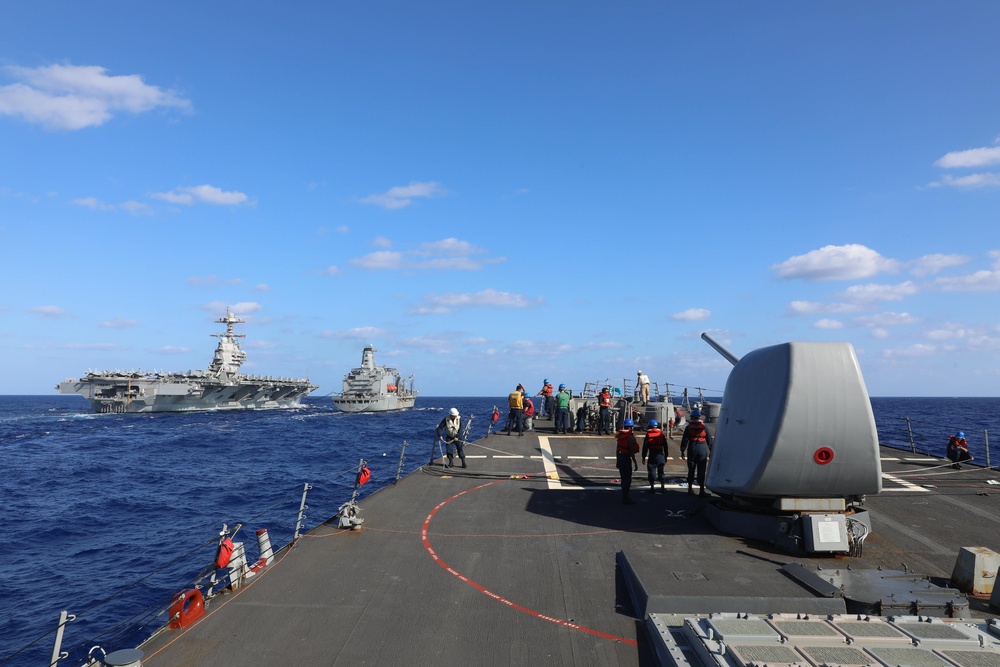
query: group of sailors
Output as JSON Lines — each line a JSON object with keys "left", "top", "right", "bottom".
{"left": 615, "top": 409, "right": 713, "bottom": 504}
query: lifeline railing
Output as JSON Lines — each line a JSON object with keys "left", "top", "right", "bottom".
{"left": 6, "top": 442, "right": 413, "bottom": 667}
{"left": 878, "top": 415, "right": 992, "bottom": 470}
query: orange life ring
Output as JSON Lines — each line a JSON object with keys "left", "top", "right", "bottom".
{"left": 168, "top": 588, "right": 205, "bottom": 629}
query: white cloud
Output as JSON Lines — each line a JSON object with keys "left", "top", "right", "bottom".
{"left": 372, "top": 236, "right": 393, "bottom": 248}
{"left": 350, "top": 237, "right": 502, "bottom": 271}
{"left": 359, "top": 181, "right": 444, "bottom": 210}
{"left": 99, "top": 317, "right": 138, "bottom": 329}
{"left": 882, "top": 344, "right": 936, "bottom": 359}
{"left": 670, "top": 308, "right": 711, "bottom": 322}
{"left": 152, "top": 184, "right": 249, "bottom": 206}
{"left": 63, "top": 342, "right": 120, "bottom": 350}
{"left": 786, "top": 301, "right": 863, "bottom": 315}
{"left": 352, "top": 251, "right": 405, "bottom": 270}
{"left": 410, "top": 289, "right": 542, "bottom": 315}
{"left": 813, "top": 319, "right": 844, "bottom": 329}
{"left": 935, "top": 145, "right": 1000, "bottom": 168}
{"left": 926, "top": 323, "right": 968, "bottom": 341}
{"left": 772, "top": 244, "right": 901, "bottom": 281}
{"left": 254, "top": 284, "right": 271, "bottom": 292}
{"left": 870, "top": 328, "right": 890, "bottom": 339}
{"left": 319, "top": 265, "right": 342, "bottom": 276}
{"left": 155, "top": 346, "right": 191, "bottom": 355}
{"left": 72, "top": 196, "right": 152, "bottom": 215}
{"left": 908, "top": 253, "right": 970, "bottom": 277}
{"left": 0, "top": 63, "right": 191, "bottom": 130}
{"left": 201, "top": 301, "right": 262, "bottom": 316}
{"left": 29, "top": 305, "right": 69, "bottom": 317}
{"left": 934, "top": 269, "right": 1000, "bottom": 292}
{"left": 927, "top": 173, "right": 1000, "bottom": 189}
{"left": 854, "top": 311, "right": 921, "bottom": 328}
{"left": 319, "top": 326, "right": 387, "bottom": 340}
{"left": 839, "top": 281, "right": 919, "bottom": 303}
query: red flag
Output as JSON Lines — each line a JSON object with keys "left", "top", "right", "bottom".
{"left": 356, "top": 466, "right": 371, "bottom": 486}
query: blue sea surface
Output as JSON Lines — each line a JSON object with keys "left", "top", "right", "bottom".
{"left": 0, "top": 394, "right": 997, "bottom": 666}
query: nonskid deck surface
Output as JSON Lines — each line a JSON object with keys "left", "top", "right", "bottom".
{"left": 139, "top": 424, "right": 1000, "bottom": 666}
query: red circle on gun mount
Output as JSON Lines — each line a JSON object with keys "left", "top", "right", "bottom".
{"left": 814, "top": 447, "right": 835, "bottom": 465}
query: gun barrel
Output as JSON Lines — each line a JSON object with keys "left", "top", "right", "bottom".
{"left": 701, "top": 332, "right": 740, "bottom": 366}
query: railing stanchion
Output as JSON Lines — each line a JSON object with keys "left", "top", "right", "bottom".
{"left": 985, "top": 429, "right": 991, "bottom": 470}
{"left": 49, "top": 610, "right": 74, "bottom": 667}
{"left": 395, "top": 441, "right": 408, "bottom": 484}
{"left": 294, "top": 483, "right": 312, "bottom": 542}
{"left": 905, "top": 417, "right": 916, "bottom": 453}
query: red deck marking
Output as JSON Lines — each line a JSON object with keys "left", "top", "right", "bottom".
{"left": 421, "top": 481, "right": 637, "bottom": 646}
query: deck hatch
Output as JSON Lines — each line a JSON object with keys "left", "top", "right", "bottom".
{"left": 727, "top": 644, "right": 807, "bottom": 667}
{"left": 833, "top": 620, "right": 910, "bottom": 641}
{"left": 942, "top": 651, "right": 1000, "bottom": 667}
{"left": 798, "top": 645, "right": 873, "bottom": 666}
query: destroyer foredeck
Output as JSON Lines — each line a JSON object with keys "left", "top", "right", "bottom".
{"left": 139, "top": 426, "right": 1000, "bottom": 666}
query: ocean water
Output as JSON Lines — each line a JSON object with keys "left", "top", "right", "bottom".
{"left": 1, "top": 394, "right": 997, "bottom": 666}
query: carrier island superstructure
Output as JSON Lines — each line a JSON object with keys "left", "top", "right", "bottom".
{"left": 56, "top": 309, "right": 317, "bottom": 413}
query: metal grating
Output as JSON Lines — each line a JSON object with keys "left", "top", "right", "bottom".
{"left": 710, "top": 619, "right": 776, "bottom": 638}
{"left": 867, "top": 647, "right": 953, "bottom": 667}
{"left": 836, "top": 620, "right": 909, "bottom": 639}
{"left": 799, "top": 645, "right": 874, "bottom": 667}
{"left": 895, "top": 622, "right": 972, "bottom": 641}
{"left": 772, "top": 620, "right": 841, "bottom": 637}
{"left": 729, "top": 644, "right": 807, "bottom": 667}
{"left": 943, "top": 651, "right": 1000, "bottom": 667}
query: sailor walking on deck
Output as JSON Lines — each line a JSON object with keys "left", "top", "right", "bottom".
{"left": 680, "top": 409, "right": 713, "bottom": 496}
{"left": 641, "top": 419, "right": 668, "bottom": 493}
{"left": 436, "top": 408, "right": 467, "bottom": 468}
{"left": 616, "top": 419, "right": 640, "bottom": 504}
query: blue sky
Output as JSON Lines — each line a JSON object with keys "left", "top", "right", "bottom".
{"left": 2, "top": 2, "right": 999, "bottom": 398}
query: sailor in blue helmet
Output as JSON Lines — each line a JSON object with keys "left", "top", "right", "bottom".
{"left": 641, "top": 419, "right": 668, "bottom": 493}
{"left": 680, "top": 409, "right": 713, "bottom": 496}
{"left": 536, "top": 378, "right": 554, "bottom": 419}
{"left": 615, "top": 418, "right": 640, "bottom": 504}
{"left": 554, "top": 383, "right": 572, "bottom": 434}
{"left": 946, "top": 430, "right": 973, "bottom": 469}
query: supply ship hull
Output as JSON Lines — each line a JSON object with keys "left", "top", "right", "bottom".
{"left": 56, "top": 309, "right": 316, "bottom": 414}
{"left": 331, "top": 345, "right": 418, "bottom": 413}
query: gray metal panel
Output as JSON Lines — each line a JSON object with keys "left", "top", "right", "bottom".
{"left": 708, "top": 342, "right": 881, "bottom": 498}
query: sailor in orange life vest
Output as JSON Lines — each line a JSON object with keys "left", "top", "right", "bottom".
{"left": 680, "top": 409, "right": 713, "bottom": 496}
{"left": 436, "top": 407, "right": 467, "bottom": 468}
{"left": 641, "top": 419, "right": 668, "bottom": 493}
{"left": 616, "top": 418, "right": 640, "bottom": 504}
{"left": 597, "top": 387, "right": 613, "bottom": 435}
{"left": 946, "top": 430, "right": 973, "bottom": 469}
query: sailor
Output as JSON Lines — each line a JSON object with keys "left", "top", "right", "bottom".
{"left": 436, "top": 408, "right": 467, "bottom": 468}
{"left": 616, "top": 419, "right": 640, "bottom": 504}
{"left": 641, "top": 419, "right": 668, "bottom": 493}
{"left": 597, "top": 387, "right": 613, "bottom": 435}
{"left": 505, "top": 385, "right": 525, "bottom": 436}
{"left": 636, "top": 371, "right": 650, "bottom": 406}
{"left": 680, "top": 409, "right": 713, "bottom": 496}
{"left": 536, "top": 378, "right": 554, "bottom": 419}
{"left": 554, "top": 384, "right": 572, "bottom": 434}
{"left": 946, "top": 430, "right": 973, "bottom": 469}
{"left": 523, "top": 396, "right": 535, "bottom": 432}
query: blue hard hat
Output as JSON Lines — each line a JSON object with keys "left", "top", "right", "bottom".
{"left": 958, "top": 431, "right": 965, "bottom": 438}
{"left": 544, "top": 378, "right": 549, "bottom": 383}
{"left": 648, "top": 419, "right": 659, "bottom": 428}
{"left": 558, "top": 383, "right": 565, "bottom": 390}
{"left": 623, "top": 419, "right": 634, "bottom": 427}
{"left": 691, "top": 409, "right": 701, "bottom": 418}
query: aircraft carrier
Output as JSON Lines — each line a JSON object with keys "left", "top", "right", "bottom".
{"left": 55, "top": 309, "right": 317, "bottom": 413}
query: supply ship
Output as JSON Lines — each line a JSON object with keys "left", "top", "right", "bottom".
{"left": 331, "top": 345, "right": 418, "bottom": 412}
{"left": 55, "top": 309, "right": 317, "bottom": 413}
